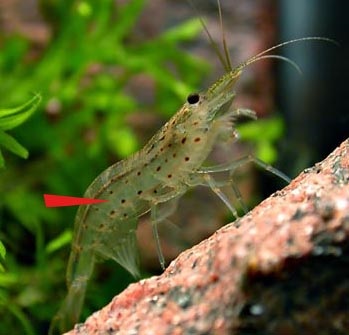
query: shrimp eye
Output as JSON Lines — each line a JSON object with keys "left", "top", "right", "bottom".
{"left": 187, "top": 93, "right": 200, "bottom": 105}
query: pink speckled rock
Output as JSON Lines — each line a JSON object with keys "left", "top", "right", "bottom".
{"left": 65, "top": 139, "right": 349, "bottom": 335}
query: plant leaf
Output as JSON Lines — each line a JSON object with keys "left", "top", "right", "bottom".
{"left": 0, "top": 129, "right": 28, "bottom": 159}
{"left": 160, "top": 18, "right": 203, "bottom": 42}
{"left": 237, "top": 116, "right": 284, "bottom": 142}
{"left": 45, "top": 230, "right": 72, "bottom": 254}
{"left": 0, "top": 94, "right": 41, "bottom": 131}
{"left": 112, "top": 0, "right": 145, "bottom": 39}
{"left": 0, "top": 241, "right": 5, "bottom": 260}
{"left": 0, "top": 241, "right": 6, "bottom": 272}
{"left": 0, "top": 149, "right": 4, "bottom": 168}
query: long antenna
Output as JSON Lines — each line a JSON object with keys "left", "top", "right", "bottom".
{"left": 217, "top": 0, "right": 232, "bottom": 71}
{"left": 187, "top": 2, "right": 338, "bottom": 76}
{"left": 187, "top": 0, "right": 230, "bottom": 72}
{"left": 237, "top": 37, "right": 338, "bottom": 72}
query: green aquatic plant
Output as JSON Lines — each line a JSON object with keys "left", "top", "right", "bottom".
{"left": 0, "top": 94, "right": 41, "bottom": 168}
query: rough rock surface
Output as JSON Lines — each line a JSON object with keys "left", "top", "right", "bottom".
{"left": 65, "top": 139, "right": 349, "bottom": 335}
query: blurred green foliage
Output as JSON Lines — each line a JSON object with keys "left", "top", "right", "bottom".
{"left": 0, "top": 93, "right": 41, "bottom": 273}
{"left": 0, "top": 0, "right": 208, "bottom": 333}
{"left": 238, "top": 116, "right": 285, "bottom": 164}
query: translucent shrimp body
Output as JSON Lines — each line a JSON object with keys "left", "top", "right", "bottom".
{"left": 49, "top": 8, "right": 335, "bottom": 335}
{"left": 50, "top": 62, "right": 244, "bottom": 329}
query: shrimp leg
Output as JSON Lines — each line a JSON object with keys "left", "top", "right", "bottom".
{"left": 196, "top": 155, "right": 291, "bottom": 183}
{"left": 188, "top": 155, "right": 290, "bottom": 220}
{"left": 222, "top": 173, "right": 249, "bottom": 214}
{"left": 150, "top": 197, "right": 179, "bottom": 269}
{"left": 188, "top": 173, "right": 240, "bottom": 219}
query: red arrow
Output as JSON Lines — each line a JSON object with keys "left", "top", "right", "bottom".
{"left": 43, "top": 194, "right": 108, "bottom": 207}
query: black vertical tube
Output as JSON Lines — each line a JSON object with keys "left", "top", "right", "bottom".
{"left": 277, "top": 0, "right": 349, "bottom": 177}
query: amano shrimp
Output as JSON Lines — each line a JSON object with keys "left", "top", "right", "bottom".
{"left": 49, "top": 3, "right": 335, "bottom": 333}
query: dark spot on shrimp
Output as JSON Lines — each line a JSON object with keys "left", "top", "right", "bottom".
{"left": 94, "top": 207, "right": 99, "bottom": 211}
{"left": 109, "top": 190, "right": 113, "bottom": 195}
{"left": 121, "top": 199, "right": 126, "bottom": 204}
{"left": 168, "top": 143, "right": 172, "bottom": 148}
{"left": 123, "top": 213, "right": 128, "bottom": 218}
{"left": 99, "top": 223, "right": 105, "bottom": 229}
{"left": 168, "top": 174, "right": 172, "bottom": 178}
{"left": 125, "top": 179, "right": 129, "bottom": 184}
{"left": 153, "top": 189, "right": 158, "bottom": 194}
{"left": 193, "top": 121, "right": 199, "bottom": 126}
{"left": 150, "top": 154, "right": 158, "bottom": 163}
{"left": 137, "top": 171, "right": 141, "bottom": 176}
{"left": 160, "top": 147, "right": 164, "bottom": 152}
{"left": 110, "top": 210, "right": 115, "bottom": 216}
{"left": 181, "top": 137, "right": 187, "bottom": 144}
{"left": 137, "top": 190, "right": 143, "bottom": 195}
{"left": 156, "top": 166, "right": 161, "bottom": 172}
{"left": 165, "top": 158, "right": 168, "bottom": 163}
{"left": 173, "top": 153, "right": 177, "bottom": 158}
{"left": 185, "top": 157, "right": 190, "bottom": 162}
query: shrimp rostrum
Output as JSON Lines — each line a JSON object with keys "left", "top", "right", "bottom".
{"left": 49, "top": 6, "right": 335, "bottom": 333}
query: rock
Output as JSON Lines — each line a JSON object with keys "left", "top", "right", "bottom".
{"left": 65, "top": 139, "right": 349, "bottom": 335}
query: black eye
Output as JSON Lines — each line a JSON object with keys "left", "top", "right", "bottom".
{"left": 187, "top": 93, "right": 200, "bottom": 105}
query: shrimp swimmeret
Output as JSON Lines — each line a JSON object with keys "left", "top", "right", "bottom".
{"left": 49, "top": 2, "right": 335, "bottom": 334}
